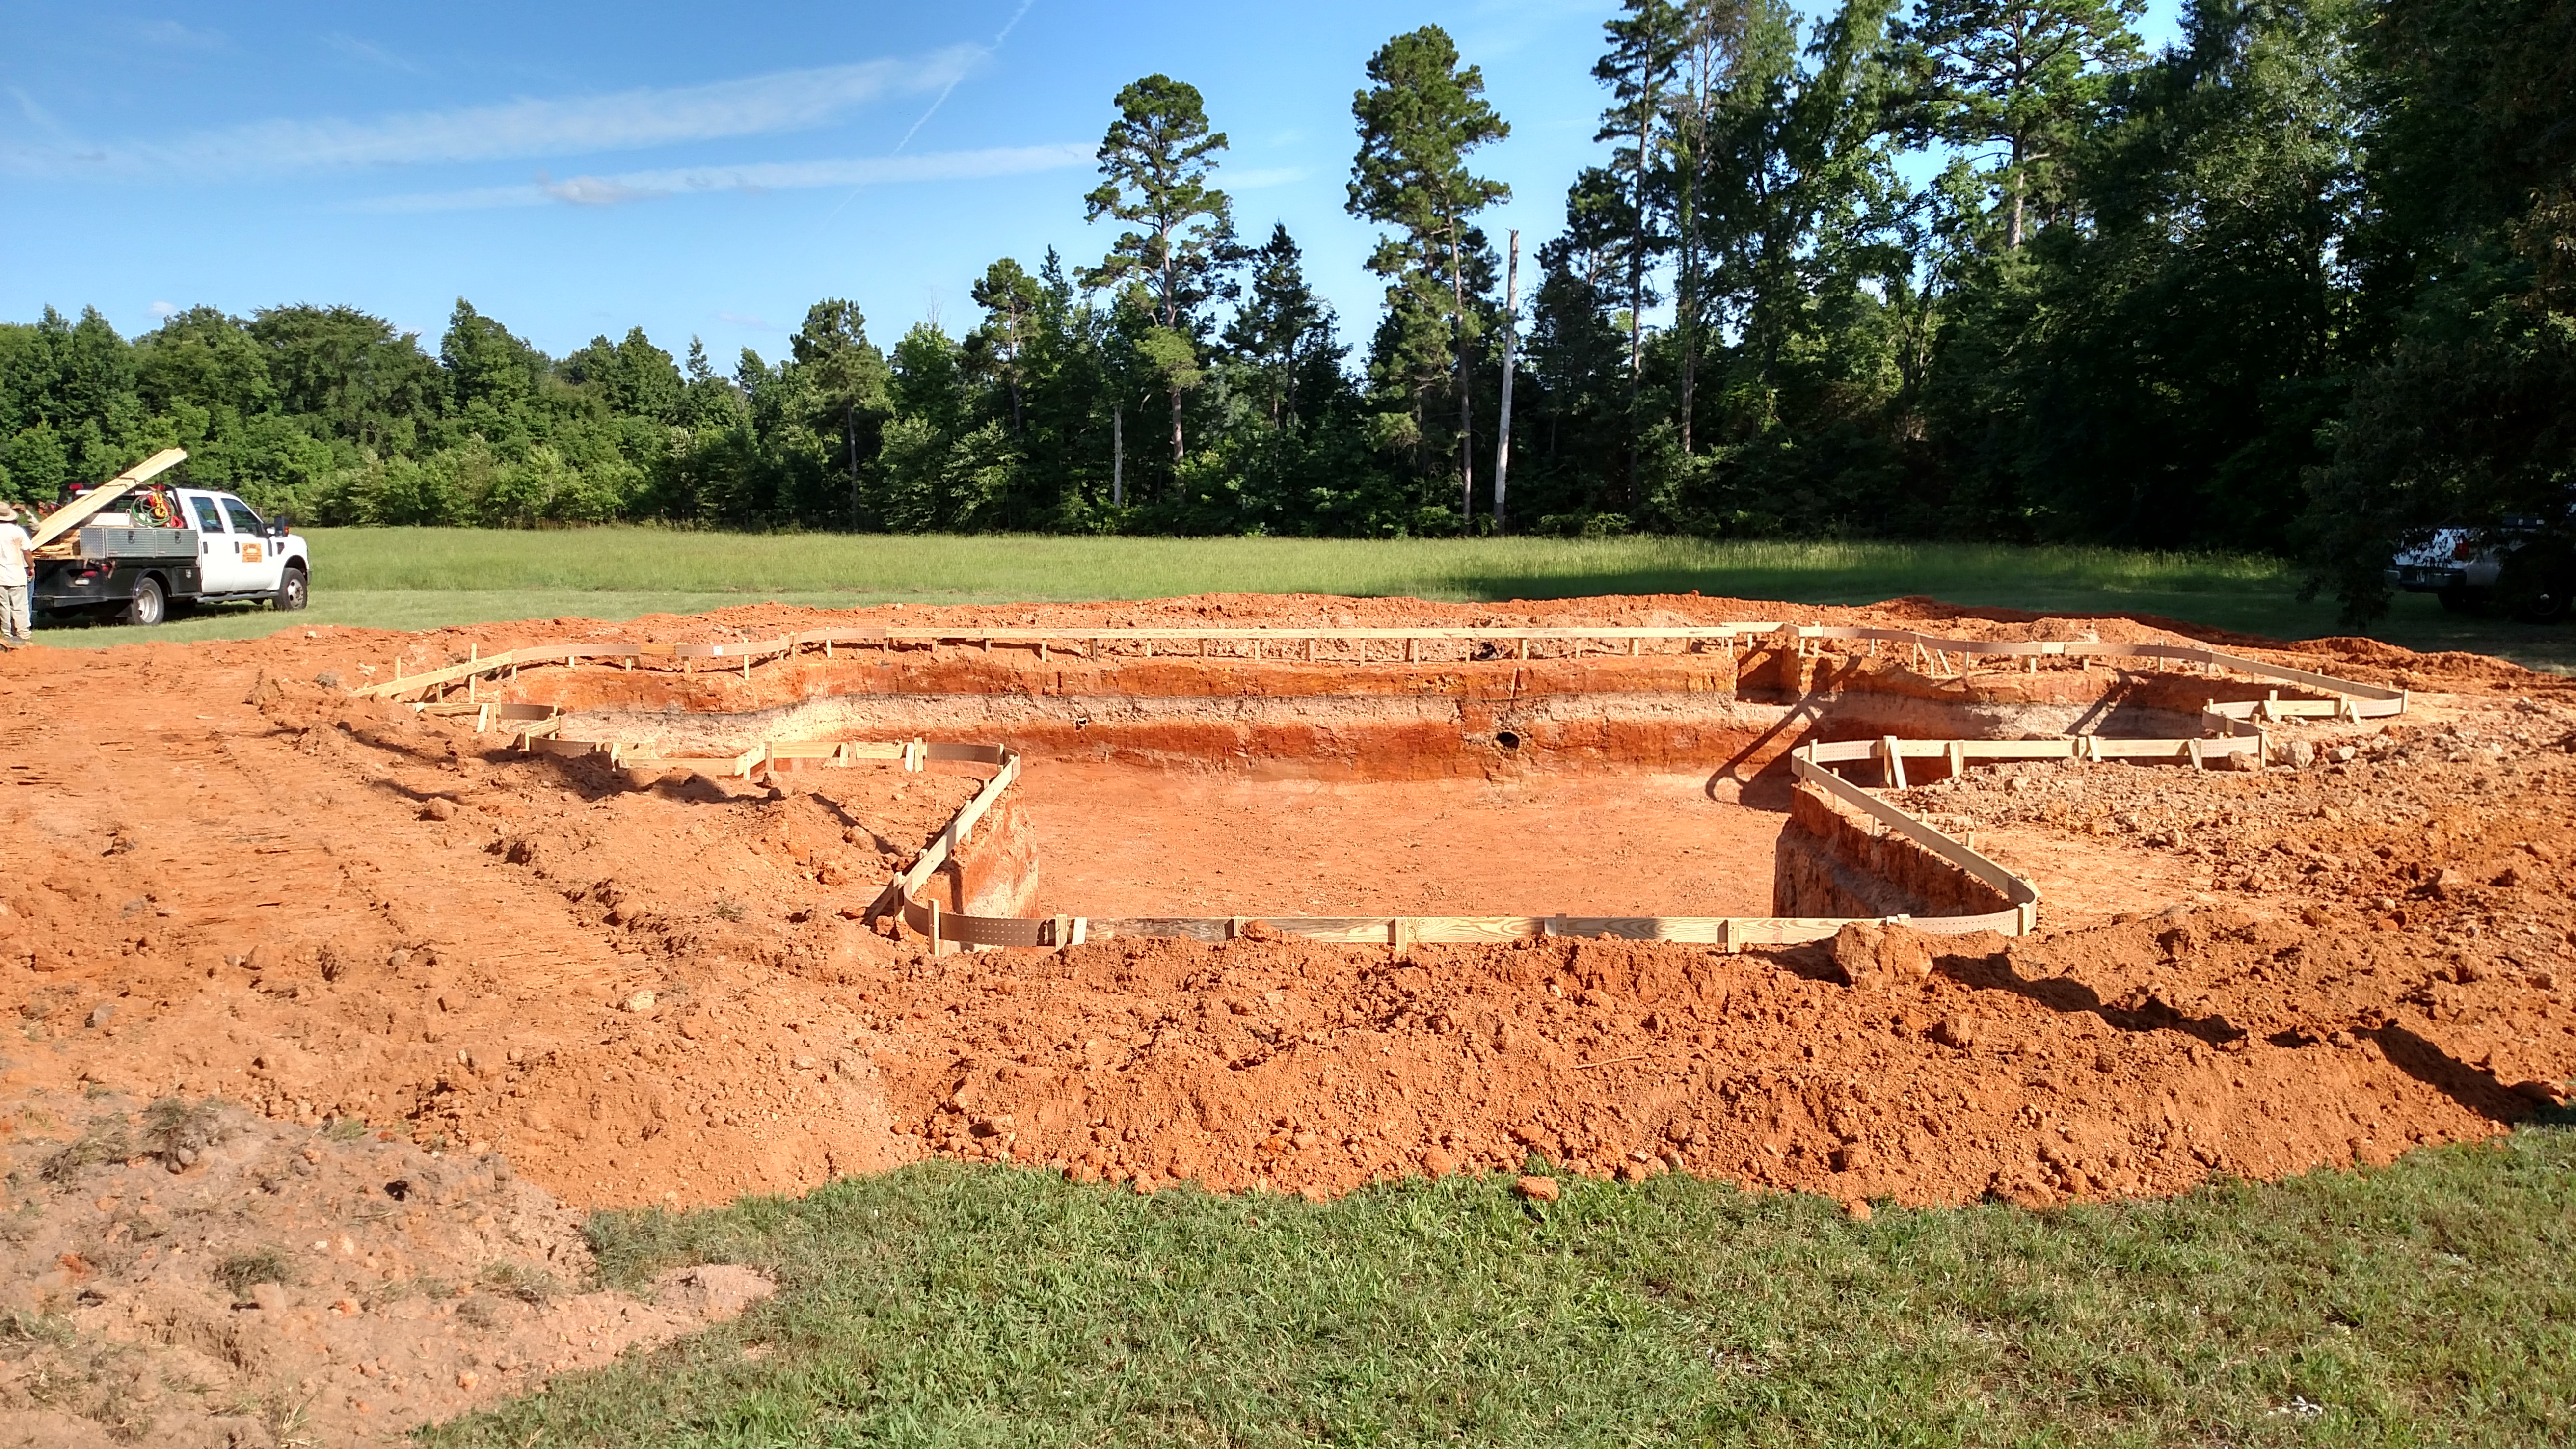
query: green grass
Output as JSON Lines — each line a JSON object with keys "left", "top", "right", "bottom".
{"left": 30, "top": 528, "right": 2576, "bottom": 671}
{"left": 35, "top": 523, "right": 2576, "bottom": 670}
{"left": 425, "top": 1125, "right": 2576, "bottom": 1448}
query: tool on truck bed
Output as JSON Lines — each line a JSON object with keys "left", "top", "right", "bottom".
{"left": 28, "top": 448, "right": 189, "bottom": 553}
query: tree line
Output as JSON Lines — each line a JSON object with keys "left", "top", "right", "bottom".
{"left": 0, "top": 0, "right": 2565, "bottom": 621}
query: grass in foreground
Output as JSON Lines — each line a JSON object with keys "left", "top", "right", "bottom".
{"left": 32, "top": 530, "right": 2576, "bottom": 672}
{"left": 427, "top": 1126, "right": 2576, "bottom": 1448}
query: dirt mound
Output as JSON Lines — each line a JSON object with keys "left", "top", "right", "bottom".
{"left": 1, "top": 595, "right": 2570, "bottom": 1247}
{"left": 0, "top": 1091, "right": 769, "bottom": 1448}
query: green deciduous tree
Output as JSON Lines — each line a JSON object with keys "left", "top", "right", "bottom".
{"left": 2303, "top": 0, "right": 2576, "bottom": 621}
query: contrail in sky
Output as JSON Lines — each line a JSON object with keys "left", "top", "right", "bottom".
{"left": 893, "top": 0, "right": 1040, "bottom": 154}
{"left": 814, "top": 0, "right": 1039, "bottom": 235}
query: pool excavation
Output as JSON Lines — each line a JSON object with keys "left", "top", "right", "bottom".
{"left": 5, "top": 593, "right": 2575, "bottom": 1437}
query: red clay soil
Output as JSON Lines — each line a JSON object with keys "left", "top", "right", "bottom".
{"left": 1019, "top": 764, "right": 1785, "bottom": 919}
{"left": 3, "top": 594, "right": 2573, "bottom": 1241}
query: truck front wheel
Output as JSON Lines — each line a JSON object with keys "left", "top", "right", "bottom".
{"left": 2515, "top": 581, "right": 2572, "bottom": 624}
{"left": 276, "top": 565, "right": 308, "bottom": 612}
{"left": 123, "top": 577, "right": 166, "bottom": 627}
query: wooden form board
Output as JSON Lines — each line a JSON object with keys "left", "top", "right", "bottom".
{"left": 355, "top": 621, "right": 2409, "bottom": 724}
{"left": 431, "top": 617, "right": 2415, "bottom": 953}
{"left": 893, "top": 910, "right": 2028, "bottom": 952}
{"left": 1791, "top": 747, "right": 2041, "bottom": 928}
{"left": 1807, "top": 735, "right": 2260, "bottom": 767}
{"left": 28, "top": 448, "right": 188, "bottom": 550}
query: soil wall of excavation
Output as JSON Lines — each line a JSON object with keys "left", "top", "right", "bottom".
{"left": 537, "top": 649, "right": 2273, "bottom": 785}
{"left": 1772, "top": 784, "right": 2013, "bottom": 920}
{"left": 940, "top": 799, "right": 1039, "bottom": 918}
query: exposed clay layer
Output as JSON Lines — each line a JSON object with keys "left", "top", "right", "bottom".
{"left": 945, "top": 798, "right": 1039, "bottom": 918}
{"left": 538, "top": 649, "right": 2296, "bottom": 781}
{"left": 2, "top": 595, "right": 2571, "bottom": 1238}
{"left": 1773, "top": 785, "right": 2013, "bottom": 920}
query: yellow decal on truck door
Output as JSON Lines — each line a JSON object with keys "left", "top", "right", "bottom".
{"left": 243, "top": 542, "right": 263, "bottom": 564}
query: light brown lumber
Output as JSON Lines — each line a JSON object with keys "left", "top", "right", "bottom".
{"left": 28, "top": 449, "right": 188, "bottom": 550}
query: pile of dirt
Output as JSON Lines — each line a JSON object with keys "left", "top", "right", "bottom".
{"left": 0, "top": 1089, "right": 771, "bottom": 1448}
{"left": 1, "top": 595, "right": 2569, "bottom": 1243}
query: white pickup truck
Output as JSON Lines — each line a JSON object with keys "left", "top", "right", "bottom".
{"left": 28, "top": 449, "right": 311, "bottom": 626}
{"left": 2386, "top": 510, "right": 2572, "bottom": 622}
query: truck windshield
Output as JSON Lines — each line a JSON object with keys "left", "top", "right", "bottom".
{"left": 190, "top": 496, "right": 223, "bottom": 533}
{"left": 221, "top": 498, "right": 263, "bottom": 535}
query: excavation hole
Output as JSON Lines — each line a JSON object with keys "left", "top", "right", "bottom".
{"left": 1014, "top": 764, "right": 1784, "bottom": 919}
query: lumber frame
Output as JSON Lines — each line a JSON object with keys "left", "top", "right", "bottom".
{"left": 391, "top": 620, "right": 2416, "bottom": 957}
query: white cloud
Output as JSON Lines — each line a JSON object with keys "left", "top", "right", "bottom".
{"left": 133, "top": 19, "right": 227, "bottom": 51}
{"left": 323, "top": 32, "right": 427, "bottom": 76}
{"left": 9, "top": 86, "right": 66, "bottom": 133}
{"left": 539, "top": 173, "right": 655, "bottom": 207}
{"left": 2, "top": 48, "right": 982, "bottom": 179}
{"left": 150, "top": 300, "right": 176, "bottom": 317}
{"left": 351, "top": 142, "right": 1094, "bottom": 213}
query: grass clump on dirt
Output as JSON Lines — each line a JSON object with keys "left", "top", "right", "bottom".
{"left": 37, "top": 1122, "right": 132, "bottom": 1184}
{"left": 212, "top": 1248, "right": 297, "bottom": 1303}
{"left": 477, "top": 1261, "right": 564, "bottom": 1305}
{"left": 424, "top": 1123, "right": 2576, "bottom": 1448}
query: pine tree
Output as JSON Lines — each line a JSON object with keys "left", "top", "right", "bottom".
{"left": 1224, "top": 224, "right": 1333, "bottom": 429}
{"left": 970, "top": 259, "right": 1046, "bottom": 438}
{"left": 1349, "top": 26, "right": 1512, "bottom": 521}
{"left": 1895, "top": 0, "right": 2146, "bottom": 250}
{"left": 1082, "top": 74, "right": 1238, "bottom": 468}
{"left": 1591, "top": 0, "right": 1686, "bottom": 417}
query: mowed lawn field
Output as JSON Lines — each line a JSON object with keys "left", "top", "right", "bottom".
{"left": 31, "top": 526, "right": 2576, "bottom": 672}
{"left": 428, "top": 1132, "right": 2576, "bottom": 1448}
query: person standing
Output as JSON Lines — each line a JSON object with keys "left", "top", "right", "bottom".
{"left": 0, "top": 501, "right": 32, "bottom": 648}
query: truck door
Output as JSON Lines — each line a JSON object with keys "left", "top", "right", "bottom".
{"left": 192, "top": 492, "right": 267, "bottom": 594}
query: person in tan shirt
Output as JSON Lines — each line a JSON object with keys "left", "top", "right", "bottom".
{"left": 0, "top": 501, "right": 32, "bottom": 648}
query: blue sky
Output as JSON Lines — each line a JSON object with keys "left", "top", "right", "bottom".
{"left": 0, "top": 0, "right": 2183, "bottom": 367}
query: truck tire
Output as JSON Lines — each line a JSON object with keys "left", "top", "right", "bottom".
{"left": 2514, "top": 581, "right": 2572, "bottom": 624}
{"left": 123, "top": 577, "right": 166, "bottom": 627}
{"left": 275, "top": 565, "right": 308, "bottom": 612}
